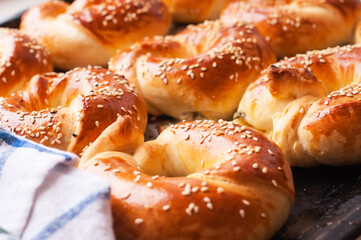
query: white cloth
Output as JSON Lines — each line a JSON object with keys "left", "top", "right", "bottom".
{"left": 0, "top": 130, "right": 115, "bottom": 240}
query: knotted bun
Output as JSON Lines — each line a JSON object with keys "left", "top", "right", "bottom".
{"left": 109, "top": 20, "right": 276, "bottom": 120}
{"left": 221, "top": 0, "right": 361, "bottom": 58}
{"left": 237, "top": 44, "right": 361, "bottom": 167}
{"left": 0, "top": 66, "right": 147, "bottom": 155}
{"left": 162, "top": 0, "right": 231, "bottom": 23}
{"left": 80, "top": 119, "right": 294, "bottom": 240}
{"left": 20, "top": 0, "right": 171, "bottom": 70}
{"left": 0, "top": 28, "right": 52, "bottom": 96}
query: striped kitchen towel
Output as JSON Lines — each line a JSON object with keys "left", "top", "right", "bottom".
{"left": 0, "top": 130, "right": 115, "bottom": 240}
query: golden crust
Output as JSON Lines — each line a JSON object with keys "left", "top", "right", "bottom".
{"left": 109, "top": 20, "right": 276, "bottom": 120}
{"left": 162, "top": 0, "right": 231, "bottom": 23}
{"left": 0, "top": 66, "right": 147, "bottom": 155}
{"left": 80, "top": 120, "right": 294, "bottom": 240}
{"left": 20, "top": 0, "right": 171, "bottom": 70}
{"left": 238, "top": 44, "right": 361, "bottom": 166}
{"left": 221, "top": 0, "right": 361, "bottom": 58}
{"left": 0, "top": 28, "right": 52, "bottom": 96}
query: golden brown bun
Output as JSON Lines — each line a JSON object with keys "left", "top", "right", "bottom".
{"left": 221, "top": 0, "right": 361, "bottom": 58}
{"left": 0, "top": 28, "right": 52, "bottom": 96}
{"left": 109, "top": 20, "right": 276, "bottom": 120}
{"left": 162, "top": 0, "right": 231, "bottom": 23}
{"left": 20, "top": 0, "right": 171, "bottom": 70}
{"left": 80, "top": 120, "right": 294, "bottom": 240}
{"left": 237, "top": 44, "right": 361, "bottom": 167}
{"left": 354, "top": 20, "right": 361, "bottom": 43}
{"left": 0, "top": 66, "right": 147, "bottom": 155}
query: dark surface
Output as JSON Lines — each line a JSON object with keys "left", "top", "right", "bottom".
{"left": 273, "top": 165, "right": 361, "bottom": 240}
{"left": 1, "top": 2, "right": 361, "bottom": 240}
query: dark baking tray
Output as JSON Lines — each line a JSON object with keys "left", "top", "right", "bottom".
{"left": 1, "top": 3, "right": 361, "bottom": 240}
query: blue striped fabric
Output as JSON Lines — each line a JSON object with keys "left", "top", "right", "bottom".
{"left": 31, "top": 188, "right": 111, "bottom": 240}
{"left": 0, "top": 130, "right": 115, "bottom": 240}
{"left": 0, "top": 130, "right": 73, "bottom": 179}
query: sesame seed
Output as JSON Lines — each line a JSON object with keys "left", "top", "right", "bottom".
{"left": 233, "top": 166, "right": 241, "bottom": 172}
{"left": 134, "top": 218, "right": 144, "bottom": 225}
{"left": 239, "top": 209, "right": 245, "bottom": 218}
{"left": 217, "top": 187, "right": 225, "bottom": 194}
{"left": 272, "top": 179, "right": 278, "bottom": 187}
{"left": 206, "top": 202, "right": 214, "bottom": 210}
{"left": 204, "top": 197, "right": 211, "bottom": 203}
{"left": 134, "top": 175, "right": 141, "bottom": 182}
{"left": 191, "top": 186, "right": 199, "bottom": 193}
{"left": 242, "top": 199, "right": 250, "bottom": 206}
{"left": 162, "top": 205, "right": 171, "bottom": 211}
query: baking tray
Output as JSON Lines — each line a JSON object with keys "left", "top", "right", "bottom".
{"left": 1, "top": 2, "right": 361, "bottom": 240}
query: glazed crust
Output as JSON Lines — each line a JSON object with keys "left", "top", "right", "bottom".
{"left": 221, "top": 0, "right": 361, "bottom": 58}
{"left": 162, "top": 0, "right": 231, "bottom": 23}
{"left": 0, "top": 67, "right": 147, "bottom": 155}
{"left": 80, "top": 120, "right": 294, "bottom": 240}
{"left": 0, "top": 28, "right": 52, "bottom": 96}
{"left": 109, "top": 21, "right": 276, "bottom": 120}
{"left": 238, "top": 44, "right": 361, "bottom": 167}
{"left": 20, "top": 0, "right": 171, "bottom": 70}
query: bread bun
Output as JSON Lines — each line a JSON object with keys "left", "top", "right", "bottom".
{"left": 0, "top": 28, "right": 52, "bottom": 96}
{"left": 162, "top": 0, "right": 231, "bottom": 23}
{"left": 237, "top": 44, "right": 361, "bottom": 167}
{"left": 80, "top": 119, "right": 294, "bottom": 240}
{"left": 221, "top": 0, "right": 361, "bottom": 58}
{"left": 109, "top": 21, "right": 276, "bottom": 120}
{"left": 20, "top": 0, "right": 171, "bottom": 70}
{"left": 0, "top": 66, "right": 147, "bottom": 155}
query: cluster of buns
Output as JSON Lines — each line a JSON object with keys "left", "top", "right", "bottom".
{"left": 1, "top": 0, "right": 361, "bottom": 239}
